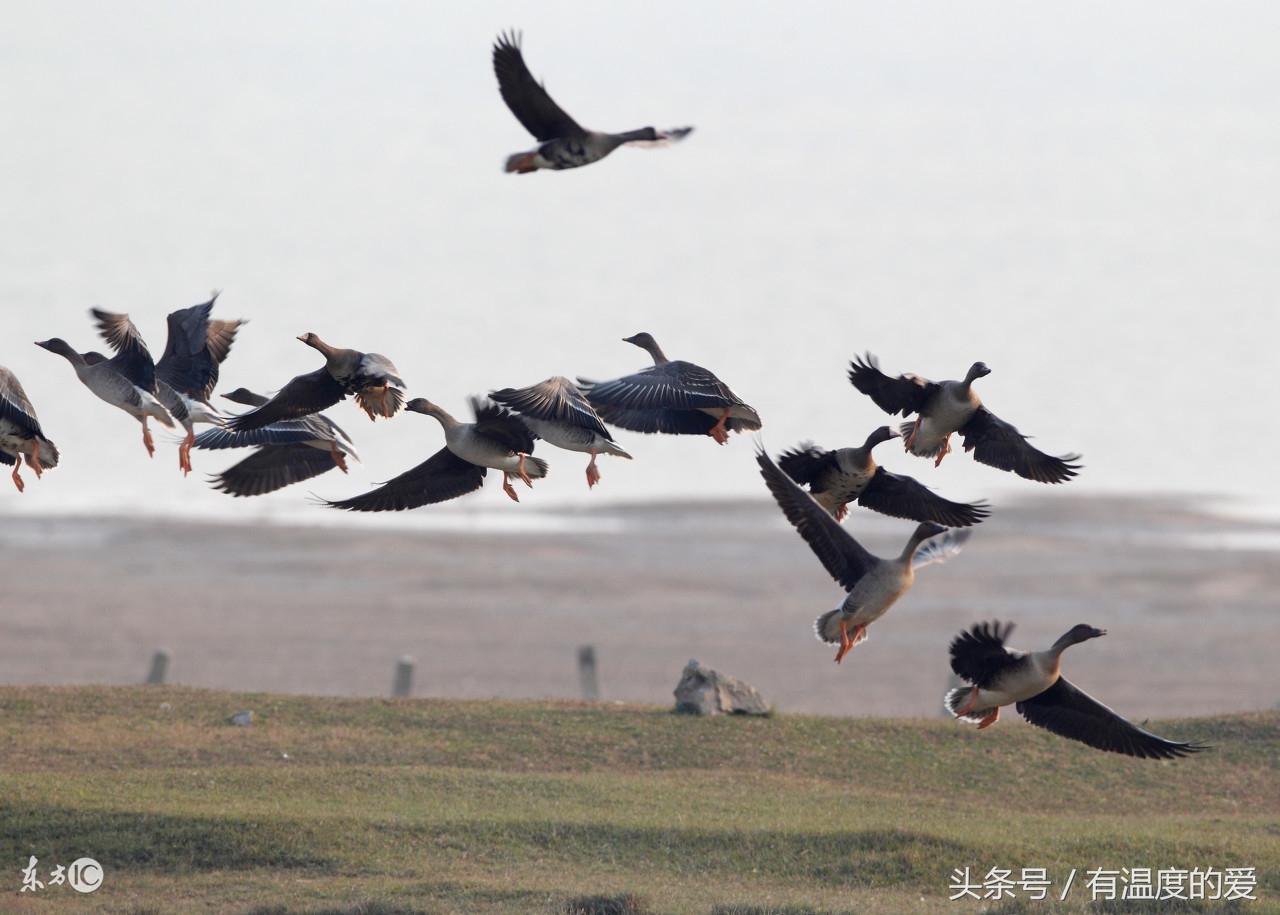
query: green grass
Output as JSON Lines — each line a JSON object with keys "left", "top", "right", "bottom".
{"left": 1, "top": 687, "right": 1276, "bottom": 914}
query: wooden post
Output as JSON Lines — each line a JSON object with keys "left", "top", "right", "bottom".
{"left": 145, "top": 649, "right": 170, "bottom": 685}
{"left": 392, "top": 656, "right": 414, "bottom": 698}
{"left": 577, "top": 645, "right": 599, "bottom": 702}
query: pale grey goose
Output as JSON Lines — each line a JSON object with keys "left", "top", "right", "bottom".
{"left": 36, "top": 309, "right": 175, "bottom": 457}
{"left": 493, "top": 31, "right": 692, "bottom": 174}
{"left": 324, "top": 397, "right": 547, "bottom": 511}
{"left": 758, "top": 447, "right": 969, "bottom": 663}
{"left": 946, "top": 621, "right": 1207, "bottom": 759}
{"left": 491, "top": 376, "right": 630, "bottom": 488}
{"left": 0, "top": 366, "right": 59, "bottom": 492}
{"left": 848, "top": 353, "right": 1081, "bottom": 483}
{"left": 579, "top": 333, "right": 761, "bottom": 445}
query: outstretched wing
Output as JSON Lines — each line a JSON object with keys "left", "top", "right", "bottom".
{"left": 91, "top": 309, "right": 156, "bottom": 389}
{"left": 949, "top": 621, "right": 1020, "bottom": 689}
{"left": 776, "top": 443, "right": 838, "bottom": 490}
{"left": 210, "top": 444, "right": 340, "bottom": 498}
{"left": 858, "top": 468, "right": 990, "bottom": 527}
{"left": 959, "top": 406, "right": 1081, "bottom": 484}
{"left": 756, "top": 448, "right": 879, "bottom": 591}
{"left": 493, "top": 31, "right": 585, "bottom": 142}
{"left": 470, "top": 397, "right": 536, "bottom": 453}
{"left": 324, "top": 447, "right": 486, "bottom": 512}
{"left": 225, "top": 368, "right": 346, "bottom": 431}
{"left": 847, "top": 353, "right": 935, "bottom": 417}
{"left": 583, "top": 361, "right": 744, "bottom": 412}
{"left": 491, "top": 376, "right": 612, "bottom": 439}
{"left": 1017, "top": 678, "right": 1208, "bottom": 760}
{"left": 912, "top": 528, "right": 971, "bottom": 570}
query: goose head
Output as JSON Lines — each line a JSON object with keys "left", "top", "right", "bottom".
{"left": 35, "top": 338, "right": 80, "bottom": 361}
{"left": 622, "top": 332, "right": 668, "bottom": 365}
{"left": 1063, "top": 623, "right": 1107, "bottom": 645}
{"left": 864, "top": 425, "right": 900, "bottom": 450}
{"left": 965, "top": 362, "right": 992, "bottom": 384}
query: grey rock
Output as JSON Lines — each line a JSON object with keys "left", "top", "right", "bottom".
{"left": 229, "top": 710, "right": 254, "bottom": 726}
{"left": 673, "top": 658, "right": 770, "bottom": 716}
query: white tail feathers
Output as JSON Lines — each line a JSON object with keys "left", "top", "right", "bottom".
{"left": 944, "top": 686, "right": 996, "bottom": 723}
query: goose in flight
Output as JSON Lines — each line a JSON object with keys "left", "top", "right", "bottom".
{"left": 580, "top": 333, "right": 761, "bottom": 445}
{"left": 945, "top": 621, "right": 1207, "bottom": 759}
{"left": 493, "top": 31, "right": 692, "bottom": 174}
{"left": 195, "top": 388, "right": 357, "bottom": 497}
{"left": 153, "top": 293, "right": 244, "bottom": 474}
{"left": 0, "top": 367, "right": 59, "bottom": 492}
{"left": 757, "top": 447, "right": 969, "bottom": 663}
{"left": 491, "top": 376, "right": 630, "bottom": 488}
{"left": 848, "top": 353, "right": 1081, "bottom": 483}
{"left": 36, "top": 309, "right": 175, "bottom": 458}
{"left": 226, "top": 333, "right": 404, "bottom": 431}
{"left": 777, "top": 427, "right": 989, "bottom": 525}
{"left": 323, "top": 397, "right": 547, "bottom": 511}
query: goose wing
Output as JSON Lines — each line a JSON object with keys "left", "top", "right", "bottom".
{"left": 1017, "top": 677, "right": 1207, "bottom": 759}
{"left": 0, "top": 368, "right": 43, "bottom": 436}
{"left": 776, "top": 443, "right": 839, "bottom": 490}
{"left": 91, "top": 309, "right": 157, "bottom": 389}
{"left": 584, "top": 361, "right": 744, "bottom": 412}
{"left": 211, "top": 444, "right": 340, "bottom": 498}
{"left": 491, "top": 376, "right": 611, "bottom": 439}
{"left": 493, "top": 31, "right": 586, "bottom": 142}
{"left": 959, "top": 406, "right": 1081, "bottom": 484}
{"left": 155, "top": 299, "right": 216, "bottom": 398}
{"left": 756, "top": 448, "right": 878, "bottom": 591}
{"left": 323, "top": 447, "right": 485, "bottom": 512}
{"left": 194, "top": 422, "right": 325, "bottom": 451}
{"left": 847, "top": 353, "right": 936, "bottom": 417}
{"left": 949, "top": 621, "right": 1021, "bottom": 689}
{"left": 858, "top": 468, "right": 990, "bottom": 527}
{"left": 225, "top": 368, "right": 346, "bottom": 431}
{"left": 470, "top": 398, "right": 536, "bottom": 453}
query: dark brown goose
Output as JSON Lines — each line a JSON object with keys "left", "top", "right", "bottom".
{"left": 945, "top": 621, "right": 1207, "bottom": 759}
{"left": 848, "top": 353, "right": 1081, "bottom": 483}
{"left": 493, "top": 31, "right": 692, "bottom": 174}
{"left": 778, "top": 426, "right": 989, "bottom": 525}
{"left": 579, "top": 333, "right": 761, "bottom": 445}
{"left": 226, "top": 333, "right": 404, "bottom": 431}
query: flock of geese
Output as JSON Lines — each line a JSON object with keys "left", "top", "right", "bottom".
{"left": 1, "top": 32, "right": 1205, "bottom": 761}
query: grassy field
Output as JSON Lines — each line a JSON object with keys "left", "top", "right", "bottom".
{"left": 1, "top": 687, "right": 1275, "bottom": 914}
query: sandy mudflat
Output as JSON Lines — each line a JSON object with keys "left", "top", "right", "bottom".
{"left": 0, "top": 495, "right": 1276, "bottom": 718}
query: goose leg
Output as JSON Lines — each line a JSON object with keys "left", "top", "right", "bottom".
{"left": 142, "top": 418, "right": 155, "bottom": 458}
{"left": 9, "top": 462, "right": 23, "bottom": 493}
{"left": 976, "top": 706, "right": 1000, "bottom": 730}
{"left": 29, "top": 440, "right": 43, "bottom": 479}
{"left": 516, "top": 453, "right": 533, "bottom": 487}
{"left": 956, "top": 686, "right": 980, "bottom": 717}
{"left": 833, "top": 503, "right": 848, "bottom": 522}
{"left": 501, "top": 473, "right": 520, "bottom": 503}
{"left": 834, "top": 619, "right": 853, "bottom": 663}
{"left": 329, "top": 442, "right": 349, "bottom": 473}
{"left": 179, "top": 427, "right": 195, "bottom": 475}
{"left": 708, "top": 408, "right": 731, "bottom": 445}
{"left": 585, "top": 451, "right": 601, "bottom": 489}
{"left": 933, "top": 434, "right": 952, "bottom": 468}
